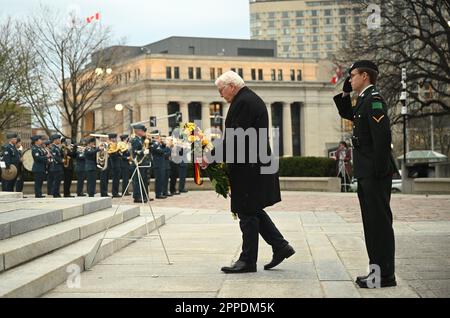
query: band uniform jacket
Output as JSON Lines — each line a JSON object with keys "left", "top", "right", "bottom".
{"left": 32, "top": 145, "right": 47, "bottom": 173}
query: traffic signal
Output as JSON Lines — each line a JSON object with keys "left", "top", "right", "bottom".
{"left": 150, "top": 116, "right": 157, "bottom": 127}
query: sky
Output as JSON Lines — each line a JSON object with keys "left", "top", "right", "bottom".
{"left": 0, "top": 0, "right": 251, "bottom": 46}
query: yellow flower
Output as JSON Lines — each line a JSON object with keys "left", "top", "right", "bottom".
{"left": 188, "top": 135, "right": 195, "bottom": 143}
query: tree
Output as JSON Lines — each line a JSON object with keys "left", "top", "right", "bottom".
{"left": 0, "top": 19, "right": 27, "bottom": 143}
{"left": 16, "top": 6, "right": 121, "bottom": 142}
{"left": 333, "top": 0, "right": 450, "bottom": 155}
{"left": 335, "top": 0, "right": 450, "bottom": 120}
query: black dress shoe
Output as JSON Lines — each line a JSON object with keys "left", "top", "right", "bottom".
{"left": 221, "top": 260, "right": 257, "bottom": 274}
{"left": 123, "top": 192, "right": 131, "bottom": 196}
{"left": 112, "top": 195, "right": 121, "bottom": 198}
{"left": 64, "top": 195, "right": 75, "bottom": 198}
{"left": 180, "top": 190, "right": 188, "bottom": 193}
{"left": 35, "top": 195, "right": 46, "bottom": 198}
{"left": 133, "top": 199, "right": 148, "bottom": 203}
{"left": 164, "top": 193, "right": 173, "bottom": 197}
{"left": 356, "top": 274, "right": 397, "bottom": 288}
{"left": 53, "top": 195, "right": 62, "bottom": 198}
{"left": 77, "top": 194, "right": 87, "bottom": 197}
{"left": 264, "top": 244, "right": 295, "bottom": 270}
{"left": 172, "top": 192, "right": 180, "bottom": 195}
{"left": 156, "top": 195, "right": 167, "bottom": 199}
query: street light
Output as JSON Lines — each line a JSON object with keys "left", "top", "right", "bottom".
{"left": 115, "top": 103, "right": 133, "bottom": 133}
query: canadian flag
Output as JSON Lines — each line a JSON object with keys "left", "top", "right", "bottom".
{"left": 330, "top": 65, "right": 344, "bottom": 84}
{"left": 86, "top": 12, "right": 100, "bottom": 24}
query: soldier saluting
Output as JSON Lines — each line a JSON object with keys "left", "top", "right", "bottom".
{"left": 333, "top": 60, "right": 396, "bottom": 288}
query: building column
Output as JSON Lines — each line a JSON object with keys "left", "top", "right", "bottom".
{"left": 180, "top": 102, "right": 189, "bottom": 125}
{"left": 282, "top": 102, "right": 293, "bottom": 157}
{"left": 201, "top": 102, "right": 211, "bottom": 130}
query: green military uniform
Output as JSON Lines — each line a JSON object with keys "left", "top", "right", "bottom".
{"left": 334, "top": 75, "right": 396, "bottom": 280}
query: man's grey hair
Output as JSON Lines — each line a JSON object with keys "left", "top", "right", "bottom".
{"left": 215, "top": 70, "right": 246, "bottom": 88}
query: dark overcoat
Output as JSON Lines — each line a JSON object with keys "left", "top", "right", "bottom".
{"left": 223, "top": 86, "right": 281, "bottom": 215}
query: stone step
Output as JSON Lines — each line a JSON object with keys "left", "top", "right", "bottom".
{"left": 0, "top": 204, "right": 139, "bottom": 272}
{"left": 0, "top": 214, "right": 165, "bottom": 298}
{"left": 0, "top": 192, "right": 23, "bottom": 200}
{"left": 0, "top": 197, "right": 112, "bottom": 240}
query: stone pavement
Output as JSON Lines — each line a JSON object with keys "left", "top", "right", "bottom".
{"left": 44, "top": 191, "right": 450, "bottom": 298}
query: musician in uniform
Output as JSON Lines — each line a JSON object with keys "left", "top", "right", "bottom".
{"left": 75, "top": 138, "right": 87, "bottom": 197}
{"left": 31, "top": 135, "right": 49, "bottom": 198}
{"left": 107, "top": 133, "right": 121, "bottom": 198}
{"left": 130, "top": 124, "right": 151, "bottom": 203}
{"left": 14, "top": 138, "right": 25, "bottom": 192}
{"left": 61, "top": 138, "right": 76, "bottom": 198}
{"left": 162, "top": 136, "right": 172, "bottom": 197}
{"left": 49, "top": 134, "right": 64, "bottom": 198}
{"left": 119, "top": 134, "right": 131, "bottom": 196}
{"left": 150, "top": 133, "right": 166, "bottom": 199}
{"left": 85, "top": 137, "right": 101, "bottom": 197}
{"left": 98, "top": 134, "right": 110, "bottom": 197}
{"left": 44, "top": 139, "right": 53, "bottom": 195}
{"left": 333, "top": 60, "right": 396, "bottom": 288}
{"left": 1, "top": 133, "right": 20, "bottom": 192}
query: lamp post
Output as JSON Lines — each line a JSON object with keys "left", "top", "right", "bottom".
{"left": 115, "top": 104, "right": 133, "bottom": 133}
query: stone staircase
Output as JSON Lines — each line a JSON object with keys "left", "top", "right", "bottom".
{"left": 0, "top": 192, "right": 165, "bottom": 298}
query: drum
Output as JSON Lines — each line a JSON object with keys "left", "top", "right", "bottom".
{"left": 22, "top": 149, "right": 34, "bottom": 172}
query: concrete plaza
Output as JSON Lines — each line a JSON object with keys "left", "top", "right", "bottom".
{"left": 44, "top": 191, "right": 450, "bottom": 298}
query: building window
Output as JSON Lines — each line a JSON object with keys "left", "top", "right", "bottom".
{"left": 237, "top": 68, "right": 243, "bottom": 79}
{"left": 325, "top": 18, "right": 332, "bottom": 25}
{"left": 291, "top": 103, "right": 301, "bottom": 156}
{"left": 296, "top": 19, "right": 304, "bottom": 26}
{"left": 268, "top": 20, "right": 275, "bottom": 28}
{"left": 174, "top": 67, "right": 180, "bottom": 79}
{"left": 166, "top": 66, "right": 172, "bottom": 79}
{"left": 340, "top": 17, "right": 346, "bottom": 24}
{"left": 310, "top": 10, "right": 318, "bottom": 17}
{"left": 311, "top": 18, "right": 318, "bottom": 26}
{"left": 167, "top": 102, "right": 180, "bottom": 135}
{"left": 297, "top": 69, "right": 302, "bottom": 81}
{"left": 210, "top": 67, "right": 216, "bottom": 80}
{"left": 290, "top": 69, "right": 295, "bottom": 81}
{"left": 231, "top": 68, "right": 236, "bottom": 72}
{"left": 196, "top": 67, "right": 202, "bottom": 79}
{"left": 251, "top": 69, "right": 256, "bottom": 81}
{"left": 258, "top": 69, "right": 263, "bottom": 81}
{"left": 188, "top": 67, "right": 194, "bottom": 79}
{"left": 282, "top": 11, "right": 289, "bottom": 19}
{"left": 271, "top": 69, "right": 276, "bottom": 81}
{"left": 217, "top": 68, "right": 223, "bottom": 76}
{"left": 296, "top": 11, "right": 304, "bottom": 17}
{"left": 311, "top": 27, "right": 319, "bottom": 34}
{"left": 268, "top": 12, "right": 275, "bottom": 19}
{"left": 324, "top": 9, "right": 332, "bottom": 16}
{"left": 188, "top": 102, "right": 202, "bottom": 123}
{"left": 278, "top": 69, "right": 283, "bottom": 81}
{"left": 209, "top": 102, "right": 223, "bottom": 129}
{"left": 339, "top": 8, "right": 347, "bottom": 15}
{"left": 282, "top": 20, "right": 290, "bottom": 27}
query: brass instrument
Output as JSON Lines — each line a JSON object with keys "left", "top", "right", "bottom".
{"left": 90, "top": 134, "right": 109, "bottom": 171}
{"left": 62, "top": 144, "right": 73, "bottom": 168}
{"left": 96, "top": 142, "right": 109, "bottom": 171}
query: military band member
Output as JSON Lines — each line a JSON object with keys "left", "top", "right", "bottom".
{"left": 119, "top": 134, "right": 131, "bottom": 196}
{"left": 15, "top": 138, "right": 24, "bottom": 192}
{"left": 75, "top": 139, "right": 87, "bottom": 196}
{"left": 99, "top": 134, "right": 110, "bottom": 198}
{"left": 130, "top": 124, "right": 150, "bottom": 203}
{"left": 31, "top": 135, "right": 49, "bottom": 198}
{"left": 61, "top": 138, "right": 76, "bottom": 198}
{"left": 85, "top": 137, "right": 100, "bottom": 197}
{"left": 150, "top": 133, "right": 166, "bottom": 199}
{"left": 333, "top": 60, "right": 396, "bottom": 288}
{"left": 49, "top": 134, "right": 64, "bottom": 198}
{"left": 44, "top": 139, "right": 53, "bottom": 195}
{"left": 1, "top": 133, "right": 20, "bottom": 192}
{"left": 162, "top": 136, "right": 172, "bottom": 197}
{"left": 107, "top": 133, "right": 121, "bottom": 198}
